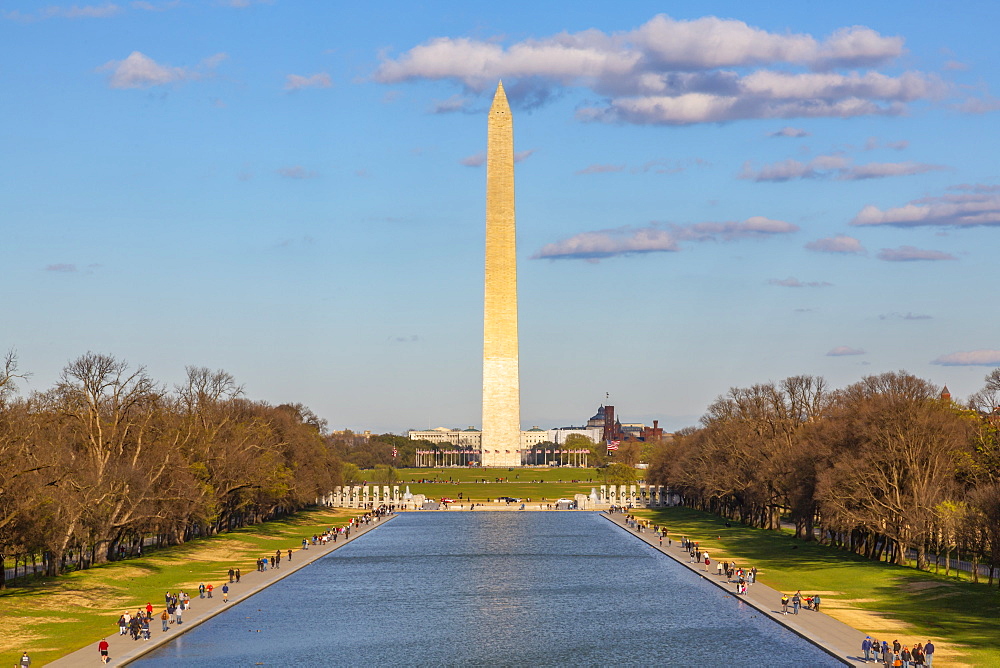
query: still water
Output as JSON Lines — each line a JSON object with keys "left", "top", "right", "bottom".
{"left": 136, "top": 512, "right": 842, "bottom": 667}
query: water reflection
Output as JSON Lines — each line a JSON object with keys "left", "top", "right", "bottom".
{"left": 135, "top": 512, "right": 841, "bottom": 667}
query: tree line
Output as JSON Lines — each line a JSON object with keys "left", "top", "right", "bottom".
{"left": 0, "top": 351, "right": 342, "bottom": 588}
{"left": 647, "top": 370, "right": 1000, "bottom": 585}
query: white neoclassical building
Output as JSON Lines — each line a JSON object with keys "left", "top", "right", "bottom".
{"left": 407, "top": 425, "right": 601, "bottom": 467}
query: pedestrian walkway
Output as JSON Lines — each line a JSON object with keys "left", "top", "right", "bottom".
{"left": 603, "top": 513, "right": 868, "bottom": 667}
{"left": 48, "top": 515, "right": 395, "bottom": 667}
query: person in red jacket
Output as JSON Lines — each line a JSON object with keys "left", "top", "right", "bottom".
{"left": 98, "top": 638, "right": 110, "bottom": 663}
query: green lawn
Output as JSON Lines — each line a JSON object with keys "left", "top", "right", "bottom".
{"left": 395, "top": 466, "right": 605, "bottom": 503}
{"left": 0, "top": 507, "right": 359, "bottom": 666}
{"left": 634, "top": 506, "right": 1000, "bottom": 667}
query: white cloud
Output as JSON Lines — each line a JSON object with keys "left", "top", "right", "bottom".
{"left": 373, "top": 14, "right": 938, "bottom": 126}
{"left": 284, "top": 73, "right": 332, "bottom": 91}
{"left": 580, "top": 93, "right": 904, "bottom": 126}
{"left": 851, "top": 189, "right": 1000, "bottom": 227}
{"left": 769, "top": 126, "right": 809, "bottom": 138}
{"left": 514, "top": 149, "right": 536, "bottom": 163}
{"left": 102, "top": 51, "right": 185, "bottom": 88}
{"left": 739, "top": 70, "right": 943, "bottom": 102}
{"left": 827, "top": 346, "right": 866, "bottom": 356}
{"left": 131, "top": 0, "right": 180, "bottom": 10}
{"left": 534, "top": 216, "right": 797, "bottom": 261}
{"left": 460, "top": 152, "right": 485, "bottom": 167}
{"left": 674, "top": 216, "right": 799, "bottom": 241}
{"left": 576, "top": 163, "right": 626, "bottom": 175}
{"left": 839, "top": 161, "right": 944, "bottom": 180}
{"left": 876, "top": 245, "right": 956, "bottom": 262}
{"left": 430, "top": 94, "right": 472, "bottom": 113}
{"left": 576, "top": 159, "right": 704, "bottom": 175}
{"left": 739, "top": 155, "right": 848, "bottom": 181}
{"left": 931, "top": 350, "right": 1000, "bottom": 366}
{"left": 5, "top": 4, "right": 122, "bottom": 20}
{"left": 768, "top": 277, "right": 832, "bottom": 288}
{"left": 100, "top": 51, "right": 225, "bottom": 89}
{"left": 533, "top": 227, "right": 679, "bottom": 262}
{"left": 805, "top": 235, "right": 866, "bottom": 254}
{"left": 277, "top": 166, "right": 317, "bottom": 179}
{"left": 879, "top": 312, "right": 932, "bottom": 320}
{"left": 59, "top": 3, "right": 120, "bottom": 17}
{"left": 740, "top": 153, "right": 942, "bottom": 182}
{"left": 957, "top": 95, "right": 1000, "bottom": 114}
{"left": 45, "top": 263, "right": 78, "bottom": 272}
{"left": 949, "top": 183, "right": 1000, "bottom": 193}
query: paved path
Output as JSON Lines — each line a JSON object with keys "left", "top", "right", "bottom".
{"left": 603, "top": 512, "right": 868, "bottom": 667}
{"left": 48, "top": 515, "right": 395, "bottom": 667}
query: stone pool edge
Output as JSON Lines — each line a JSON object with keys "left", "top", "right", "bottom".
{"left": 602, "top": 512, "right": 863, "bottom": 667}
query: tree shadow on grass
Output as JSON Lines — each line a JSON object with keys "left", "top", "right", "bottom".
{"left": 641, "top": 507, "right": 1000, "bottom": 664}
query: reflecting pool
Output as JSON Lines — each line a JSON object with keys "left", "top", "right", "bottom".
{"left": 136, "top": 512, "right": 841, "bottom": 667}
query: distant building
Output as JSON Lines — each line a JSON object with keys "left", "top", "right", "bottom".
{"left": 330, "top": 429, "right": 371, "bottom": 440}
{"left": 407, "top": 402, "right": 669, "bottom": 466}
{"left": 407, "top": 426, "right": 482, "bottom": 446}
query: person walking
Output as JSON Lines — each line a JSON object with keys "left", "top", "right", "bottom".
{"left": 924, "top": 641, "right": 934, "bottom": 667}
{"left": 19, "top": 651, "right": 31, "bottom": 667}
{"left": 862, "top": 636, "right": 873, "bottom": 663}
{"left": 813, "top": 594, "right": 822, "bottom": 612}
{"left": 235, "top": 568, "right": 241, "bottom": 583}
{"left": 160, "top": 609, "right": 169, "bottom": 632}
{"left": 781, "top": 594, "right": 789, "bottom": 615}
{"left": 222, "top": 583, "right": 229, "bottom": 602}
{"left": 792, "top": 592, "right": 801, "bottom": 614}
{"left": 98, "top": 638, "right": 110, "bottom": 663}
{"left": 228, "top": 567, "right": 235, "bottom": 583}
{"left": 175, "top": 604, "right": 183, "bottom": 625}
{"left": 207, "top": 583, "right": 214, "bottom": 598}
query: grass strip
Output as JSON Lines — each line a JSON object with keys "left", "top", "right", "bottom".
{"left": 634, "top": 506, "right": 1000, "bottom": 667}
{"left": 1, "top": 506, "right": 358, "bottom": 666}
{"left": 397, "top": 466, "right": 605, "bottom": 503}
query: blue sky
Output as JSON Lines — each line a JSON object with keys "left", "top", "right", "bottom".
{"left": 3, "top": 0, "right": 999, "bottom": 434}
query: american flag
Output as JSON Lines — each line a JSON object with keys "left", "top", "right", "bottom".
{"left": 606, "top": 440, "right": 620, "bottom": 452}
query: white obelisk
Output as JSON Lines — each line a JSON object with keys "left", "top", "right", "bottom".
{"left": 481, "top": 81, "right": 520, "bottom": 468}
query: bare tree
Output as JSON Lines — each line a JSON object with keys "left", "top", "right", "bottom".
{"left": 0, "top": 349, "right": 29, "bottom": 405}
{"left": 816, "top": 372, "right": 971, "bottom": 566}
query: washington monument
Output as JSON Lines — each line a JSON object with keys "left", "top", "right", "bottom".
{"left": 481, "top": 81, "right": 521, "bottom": 467}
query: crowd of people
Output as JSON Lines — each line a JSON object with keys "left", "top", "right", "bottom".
{"left": 862, "top": 636, "right": 935, "bottom": 667}
{"left": 66, "top": 509, "right": 391, "bottom": 665}
{"left": 779, "top": 590, "right": 820, "bottom": 614}
{"left": 610, "top": 510, "right": 945, "bottom": 668}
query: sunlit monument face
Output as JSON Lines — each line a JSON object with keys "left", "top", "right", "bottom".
{"left": 481, "top": 81, "right": 521, "bottom": 468}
